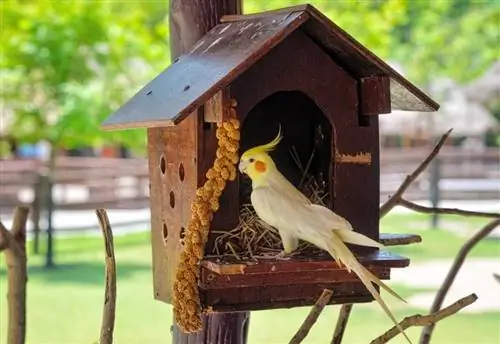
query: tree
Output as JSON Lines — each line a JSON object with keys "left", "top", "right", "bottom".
{"left": 0, "top": 0, "right": 170, "bottom": 155}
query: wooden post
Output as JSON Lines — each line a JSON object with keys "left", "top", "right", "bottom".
{"left": 168, "top": 1, "right": 250, "bottom": 343}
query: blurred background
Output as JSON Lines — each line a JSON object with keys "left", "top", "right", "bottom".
{"left": 1, "top": 1, "right": 499, "bottom": 343}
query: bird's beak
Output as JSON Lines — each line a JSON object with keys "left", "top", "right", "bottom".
{"left": 238, "top": 160, "right": 247, "bottom": 174}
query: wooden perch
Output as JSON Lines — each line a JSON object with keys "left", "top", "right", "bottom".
{"left": 0, "top": 206, "right": 29, "bottom": 344}
{"left": 380, "top": 128, "right": 453, "bottom": 218}
{"left": 371, "top": 293, "right": 477, "bottom": 344}
{"left": 96, "top": 209, "right": 117, "bottom": 344}
{"left": 399, "top": 198, "right": 500, "bottom": 219}
{"left": 419, "top": 218, "right": 500, "bottom": 344}
{"left": 331, "top": 304, "right": 352, "bottom": 344}
{"left": 289, "top": 289, "right": 333, "bottom": 344}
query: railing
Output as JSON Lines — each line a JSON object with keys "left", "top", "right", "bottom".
{"left": 380, "top": 147, "right": 499, "bottom": 201}
{"left": 0, "top": 157, "right": 150, "bottom": 212}
{"left": 1, "top": 147, "right": 498, "bottom": 216}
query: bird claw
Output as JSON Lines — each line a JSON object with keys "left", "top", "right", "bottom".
{"left": 275, "top": 250, "right": 293, "bottom": 260}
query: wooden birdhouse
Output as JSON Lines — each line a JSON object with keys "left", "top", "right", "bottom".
{"left": 102, "top": 4, "right": 439, "bottom": 325}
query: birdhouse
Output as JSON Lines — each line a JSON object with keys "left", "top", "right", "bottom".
{"left": 102, "top": 4, "right": 438, "bottom": 323}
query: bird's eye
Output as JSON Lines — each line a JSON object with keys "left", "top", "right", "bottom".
{"left": 249, "top": 158, "right": 255, "bottom": 163}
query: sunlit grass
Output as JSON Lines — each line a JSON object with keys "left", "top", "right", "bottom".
{"left": 1, "top": 213, "right": 499, "bottom": 343}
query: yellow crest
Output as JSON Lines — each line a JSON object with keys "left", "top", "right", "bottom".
{"left": 243, "top": 124, "right": 282, "bottom": 156}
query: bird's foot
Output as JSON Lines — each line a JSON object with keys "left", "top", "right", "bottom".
{"left": 275, "top": 250, "right": 293, "bottom": 260}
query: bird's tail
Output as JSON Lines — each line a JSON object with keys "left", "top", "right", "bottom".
{"left": 329, "top": 234, "right": 412, "bottom": 344}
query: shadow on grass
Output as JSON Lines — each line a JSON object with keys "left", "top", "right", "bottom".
{"left": 20, "top": 262, "right": 151, "bottom": 285}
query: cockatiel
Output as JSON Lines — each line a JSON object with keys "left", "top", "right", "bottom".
{"left": 238, "top": 129, "right": 411, "bottom": 343}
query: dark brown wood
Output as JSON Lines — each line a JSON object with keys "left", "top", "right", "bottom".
{"left": 97, "top": 3, "right": 437, "bottom": 341}
{"left": 201, "top": 281, "right": 378, "bottom": 312}
{"left": 102, "top": 4, "right": 439, "bottom": 131}
{"left": 231, "top": 30, "right": 379, "bottom": 241}
{"left": 197, "top": 251, "right": 408, "bottom": 311}
{"left": 360, "top": 76, "right": 391, "bottom": 115}
{"left": 300, "top": 4, "right": 439, "bottom": 112}
{"left": 102, "top": 9, "right": 308, "bottom": 130}
{"left": 201, "top": 250, "right": 409, "bottom": 275}
{"left": 166, "top": 1, "right": 249, "bottom": 343}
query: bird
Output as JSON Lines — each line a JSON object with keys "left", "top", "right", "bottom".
{"left": 238, "top": 127, "right": 411, "bottom": 343}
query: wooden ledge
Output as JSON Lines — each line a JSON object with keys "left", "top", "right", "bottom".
{"left": 201, "top": 250, "right": 409, "bottom": 276}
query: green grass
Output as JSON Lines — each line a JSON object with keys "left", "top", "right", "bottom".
{"left": 1, "top": 213, "right": 499, "bottom": 344}
{"left": 381, "top": 213, "right": 500, "bottom": 261}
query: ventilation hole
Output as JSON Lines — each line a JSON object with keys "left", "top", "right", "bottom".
{"left": 203, "top": 122, "right": 213, "bottom": 131}
{"left": 160, "top": 155, "right": 166, "bottom": 175}
{"left": 169, "top": 191, "right": 175, "bottom": 208}
{"left": 162, "top": 223, "right": 168, "bottom": 245}
{"left": 178, "top": 163, "right": 185, "bottom": 182}
{"left": 180, "top": 227, "right": 186, "bottom": 239}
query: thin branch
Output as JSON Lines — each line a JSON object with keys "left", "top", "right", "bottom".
{"left": 493, "top": 273, "right": 500, "bottom": 285}
{"left": 371, "top": 293, "right": 477, "bottom": 344}
{"left": 331, "top": 304, "right": 353, "bottom": 344}
{"left": 96, "top": 209, "right": 117, "bottom": 344}
{"left": 419, "top": 218, "right": 500, "bottom": 344}
{"left": 399, "top": 198, "right": 500, "bottom": 219}
{"left": 1, "top": 206, "right": 29, "bottom": 344}
{"left": 380, "top": 129, "right": 453, "bottom": 218}
{"left": 0, "top": 221, "right": 12, "bottom": 251}
{"left": 289, "top": 289, "right": 333, "bottom": 344}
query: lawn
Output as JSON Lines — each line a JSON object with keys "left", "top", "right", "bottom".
{"left": 1, "top": 213, "right": 499, "bottom": 344}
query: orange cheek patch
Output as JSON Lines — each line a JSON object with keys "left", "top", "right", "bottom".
{"left": 254, "top": 160, "right": 267, "bottom": 173}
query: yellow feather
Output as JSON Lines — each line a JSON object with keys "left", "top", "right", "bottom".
{"left": 242, "top": 124, "right": 282, "bottom": 157}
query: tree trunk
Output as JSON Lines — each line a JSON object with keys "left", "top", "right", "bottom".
{"left": 168, "top": 1, "right": 249, "bottom": 343}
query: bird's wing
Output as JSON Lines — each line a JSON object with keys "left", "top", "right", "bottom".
{"left": 269, "top": 170, "right": 311, "bottom": 205}
{"left": 251, "top": 186, "right": 305, "bottom": 231}
{"left": 307, "top": 204, "right": 353, "bottom": 231}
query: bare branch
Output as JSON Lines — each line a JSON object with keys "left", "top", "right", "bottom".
{"left": 331, "top": 304, "right": 353, "bottom": 344}
{"left": 371, "top": 293, "right": 477, "bottom": 344}
{"left": 1, "top": 206, "right": 29, "bottom": 344}
{"left": 493, "top": 273, "right": 500, "bottom": 285}
{"left": 380, "top": 129, "right": 453, "bottom": 218}
{"left": 419, "top": 218, "right": 500, "bottom": 344}
{"left": 0, "top": 221, "right": 11, "bottom": 251}
{"left": 379, "top": 233, "right": 422, "bottom": 246}
{"left": 96, "top": 209, "right": 117, "bottom": 344}
{"left": 399, "top": 198, "right": 500, "bottom": 219}
{"left": 289, "top": 289, "right": 333, "bottom": 344}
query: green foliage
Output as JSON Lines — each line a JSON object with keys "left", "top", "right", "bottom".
{"left": 245, "top": 0, "right": 500, "bottom": 87}
{"left": 1, "top": 0, "right": 169, "bottom": 151}
{"left": 2, "top": 0, "right": 499, "bottom": 152}
{"left": 1, "top": 213, "right": 499, "bottom": 343}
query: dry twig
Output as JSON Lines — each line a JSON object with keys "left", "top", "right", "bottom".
{"left": 331, "top": 304, "right": 353, "bottom": 344}
{"left": 419, "top": 218, "right": 500, "bottom": 344}
{"left": 380, "top": 129, "right": 453, "bottom": 218}
{"left": 289, "top": 289, "right": 333, "bottom": 344}
{"left": 371, "top": 293, "right": 477, "bottom": 344}
{"left": 0, "top": 206, "right": 29, "bottom": 344}
{"left": 96, "top": 209, "right": 117, "bottom": 344}
{"left": 399, "top": 198, "right": 500, "bottom": 218}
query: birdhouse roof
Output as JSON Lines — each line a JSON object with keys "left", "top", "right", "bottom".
{"left": 102, "top": 4, "right": 440, "bottom": 130}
